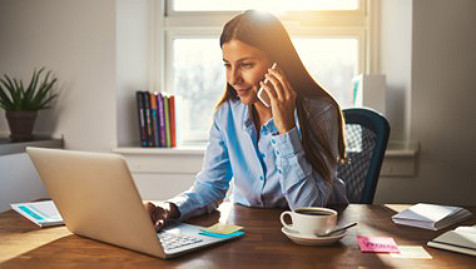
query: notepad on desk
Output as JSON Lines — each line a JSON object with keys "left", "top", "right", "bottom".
{"left": 391, "top": 203, "right": 472, "bottom": 231}
{"left": 11, "top": 200, "right": 64, "bottom": 227}
{"left": 428, "top": 225, "right": 476, "bottom": 256}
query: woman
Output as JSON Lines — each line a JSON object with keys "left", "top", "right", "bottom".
{"left": 145, "top": 10, "right": 349, "bottom": 231}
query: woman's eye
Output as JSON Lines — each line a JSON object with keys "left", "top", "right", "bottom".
{"left": 223, "top": 63, "right": 231, "bottom": 69}
{"left": 241, "top": 63, "right": 255, "bottom": 69}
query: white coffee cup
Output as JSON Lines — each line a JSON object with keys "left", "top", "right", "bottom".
{"left": 280, "top": 207, "right": 337, "bottom": 235}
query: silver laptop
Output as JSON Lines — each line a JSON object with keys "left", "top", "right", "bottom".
{"left": 26, "top": 147, "right": 240, "bottom": 259}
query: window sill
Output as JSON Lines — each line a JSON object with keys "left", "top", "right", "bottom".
{"left": 381, "top": 141, "right": 419, "bottom": 177}
{"left": 0, "top": 137, "right": 64, "bottom": 156}
{"left": 113, "top": 140, "right": 419, "bottom": 177}
{"left": 385, "top": 141, "right": 419, "bottom": 157}
{"left": 113, "top": 145, "right": 206, "bottom": 156}
{"left": 112, "top": 145, "right": 206, "bottom": 174}
{"left": 114, "top": 141, "right": 418, "bottom": 157}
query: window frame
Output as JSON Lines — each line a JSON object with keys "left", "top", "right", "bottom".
{"left": 153, "top": 0, "right": 377, "bottom": 145}
{"left": 166, "top": 0, "right": 366, "bottom": 16}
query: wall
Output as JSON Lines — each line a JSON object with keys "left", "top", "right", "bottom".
{"left": 0, "top": 0, "right": 117, "bottom": 151}
{"left": 379, "top": 0, "right": 412, "bottom": 141}
{"left": 375, "top": 0, "right": 476, "bottom": 205}
{"left": 0, "top": 153, "right": 47, "bottom": 212}
{"left": 116, "top": 0, "right": 153, "bottom": 147}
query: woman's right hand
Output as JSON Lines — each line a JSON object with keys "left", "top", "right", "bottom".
{"left": 143, "top": 201, "right": 179, "bottom": 231}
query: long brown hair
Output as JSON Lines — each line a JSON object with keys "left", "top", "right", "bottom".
{"left": 217, "top": 10, "right": 346, "bottom": 182}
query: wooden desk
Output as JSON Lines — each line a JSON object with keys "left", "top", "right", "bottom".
{"left": 1, "top": 203, "right": 475, "bottom": 268}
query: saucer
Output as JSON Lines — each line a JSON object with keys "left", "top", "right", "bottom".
{"left": 281, "top": 227, "right": 347, "bottom": 246}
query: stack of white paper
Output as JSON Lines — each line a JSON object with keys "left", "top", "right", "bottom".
{"left": 391, "top": 203, "right": 472, "bottom": 231}
{"left": 11, "top": 200, "right": 64, "bottom": 227}
{"left": 428, "top": 225, "right": 476, "bottom": 256}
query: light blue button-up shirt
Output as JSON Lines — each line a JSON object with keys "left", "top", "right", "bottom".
{"left": 168, "top": 99, "right": 348, "bottom": 220}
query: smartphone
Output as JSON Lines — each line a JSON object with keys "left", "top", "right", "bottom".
{"left": 257, "top": 62, "right": 278, "bottom": 107}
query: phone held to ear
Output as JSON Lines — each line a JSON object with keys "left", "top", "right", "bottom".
{"left": 257, "top": 62, "right": 278, "bottom": 107}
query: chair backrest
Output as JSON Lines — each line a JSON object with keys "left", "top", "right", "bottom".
{"left": 337, "top": 107, "right": 390, "bottom": 204}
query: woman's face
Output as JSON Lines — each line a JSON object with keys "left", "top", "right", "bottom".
{"left": 222, "top": 39, "right": 271, "bottom": 105}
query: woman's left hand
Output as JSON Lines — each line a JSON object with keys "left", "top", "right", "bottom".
{"left": 260, "top": 67, "right": 297, "bottom": 134}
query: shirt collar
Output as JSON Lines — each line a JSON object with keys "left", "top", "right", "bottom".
{"left": 243, "top": 105, "right": 277, "bottom": 134}
{"left": 243, "top": 104, "right": 254, "bottom": 131}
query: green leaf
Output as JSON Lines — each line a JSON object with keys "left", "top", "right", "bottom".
{"left": 11, "top": 78, "right": 22, "bottom": 110}
{"left": 0, "top": 82, "right": 14, "bottom": 109}
{"left": 2, "top": 75, "right": 17, "bottom": 100}
{"left": 33, "top": 77, "right": 57, "bottom": 109}
{"left": 36, "top": 93, "right": 58, "bottom": 110}
{"left": 0, "top": 96, "right": 13, "bottom": 110}
{"left": 2, "top": 74, "right": 15, "bottom": 89}
{"left": 24, "top": 67, "right": 45, "bottom": 106}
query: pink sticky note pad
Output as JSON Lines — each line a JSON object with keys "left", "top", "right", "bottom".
{"left": 358, "top": 236, "right": 400, "bottom": 253}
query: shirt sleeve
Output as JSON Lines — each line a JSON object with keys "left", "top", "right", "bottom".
{"left": 271, "top": 108, "right": 348, "bottom": 210}
{"left": 167, "top": 112, "right": 233, "bottom": 221}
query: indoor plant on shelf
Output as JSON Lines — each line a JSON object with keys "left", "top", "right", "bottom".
{"left": 0, "top": 68, "right": 58, "bottom": 141}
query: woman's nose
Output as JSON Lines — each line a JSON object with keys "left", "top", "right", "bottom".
{"left": 229, "top": 68, "right": 243, "bottom": 85}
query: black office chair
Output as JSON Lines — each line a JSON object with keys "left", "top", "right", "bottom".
{"left": 337, "top": 107, "right": 390, "bottom": 204}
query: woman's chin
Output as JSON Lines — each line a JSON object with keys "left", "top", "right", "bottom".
{"left": 239, "top": 95, "right": 258, "bottom": 105}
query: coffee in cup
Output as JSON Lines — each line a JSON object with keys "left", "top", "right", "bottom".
{"left": 280, "top": 207, "right": 337, "bottom": 235}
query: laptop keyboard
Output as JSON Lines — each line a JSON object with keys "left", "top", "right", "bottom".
{"left": 158, "top": 233, "right": 203, "bottom": 251}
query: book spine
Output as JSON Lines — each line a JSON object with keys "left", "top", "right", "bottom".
{"left": 163, "top": 95, "right": 171, "bottom": 147}
{"left": 143, "top": 92, "right": 154, "bottom": 147}
{"left": 154, "top": 93, "right": 161, "bottom": 146}
{"left": 150, "top": 92, "right": 160, "bottom": 147}
{"left": 169, "top": 95, "right": 176, "bottom": 147}
{"left": 157, "top": 92, "right": 166, "bottom": 147}
{"left": 136, "top": 91, "right": 148, "bottom": 147}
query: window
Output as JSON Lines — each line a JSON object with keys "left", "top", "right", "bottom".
{"left": 157, "top": 0, "right": 373, "bottom": 145}
{"left": 172, "top": 38, "right": 225, "bottom": 143}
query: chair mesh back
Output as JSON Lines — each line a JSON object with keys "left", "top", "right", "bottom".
{"left": 337, "top": 124, "right": 377, "bottom": 203}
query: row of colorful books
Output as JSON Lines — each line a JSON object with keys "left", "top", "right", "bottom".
{"left": 136, "top": 91, "right": 176, "bottom": 147}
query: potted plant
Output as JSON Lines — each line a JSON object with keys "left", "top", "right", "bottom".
{"left": 0, "top": 68, "right": 58, "bottom": 141}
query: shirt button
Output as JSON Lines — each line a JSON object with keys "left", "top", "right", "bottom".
{"left": 271, "top": 139, "right": 276, "bottom": 144}
{"left": 276, "top": 150, "right": 280, "bottom": 155}
{"left": 260, "top": 153, "right": 265, "bottom": 158}
{"left": 259, "top": 176, "right": 264, "bottom": 181}
{"left": 278, "top": 169, "right": 282, "bottom": 174}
